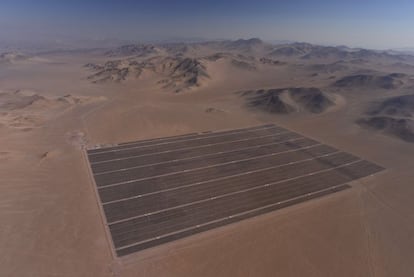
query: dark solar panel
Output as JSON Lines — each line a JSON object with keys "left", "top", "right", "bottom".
{"left": 86, "top": 124, "right": 384, "bottom": 257}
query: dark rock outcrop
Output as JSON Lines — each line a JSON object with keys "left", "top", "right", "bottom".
{"left": 333, "top": 73, "right": 405, "bottom": 89}
{"left": 242, "top": 87, "right": 334, "bottom": 114}
{"left": 358, "top": 94, "right": 414, "bottom": 142}
{"left": 357, "top": 116, "right": 414, "bottom": 142}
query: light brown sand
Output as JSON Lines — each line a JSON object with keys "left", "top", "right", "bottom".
{"left": 0, "top": 49, "right": 413, "bottom": 277}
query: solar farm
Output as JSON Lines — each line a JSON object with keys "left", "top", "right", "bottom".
{"left": 86, "top": 124, "right": 384, "bottom": 257}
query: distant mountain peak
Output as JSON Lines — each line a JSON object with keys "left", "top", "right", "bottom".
{"left": 233, "top": 38, "right": 263, "bottom": 45}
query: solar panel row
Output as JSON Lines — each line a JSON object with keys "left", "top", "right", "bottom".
{"left": 86, "top": 124, "right": 384, "bottom": 257}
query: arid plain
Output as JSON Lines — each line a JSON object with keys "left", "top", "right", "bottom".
{"left": 1, "top": 39, "right": 414, "bottom": 276}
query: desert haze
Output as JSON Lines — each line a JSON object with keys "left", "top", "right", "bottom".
{"left": 1, "top": 38, "right": 414, "bottom": 276}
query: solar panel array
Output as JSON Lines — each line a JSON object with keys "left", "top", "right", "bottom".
{"left": 86, "top": 124, "right": 384, "bottom": 257}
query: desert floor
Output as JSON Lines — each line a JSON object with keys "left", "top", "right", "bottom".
{"left": 1, "top": 52, "right": 414, "bottom": 277}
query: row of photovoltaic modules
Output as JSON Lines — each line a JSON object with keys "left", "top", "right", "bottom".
{"left": 86, "top": 124, "right": 384, "bottom": 256}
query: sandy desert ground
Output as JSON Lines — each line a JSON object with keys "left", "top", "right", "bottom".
{"left": 1, "top": 39, "right": 414, "bottom": 276}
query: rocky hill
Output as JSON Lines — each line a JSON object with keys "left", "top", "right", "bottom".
{"left": 358, "top": 94, "right": 414, "bottom": 142}
{"left": 85, "top": 56, "right": 209, "bottom": 92}
{"left": 333, "top": 73, "right": 406, "bottom": 89}
{"left": 242, "top": 87, "right": 335, "bottom": 114}
{"left": 357, "top": 116, "right": 414, "bottom": 142}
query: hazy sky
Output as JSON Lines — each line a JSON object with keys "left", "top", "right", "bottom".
{"left": 1, "top": 0, "right": 414, "bottom": 49}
